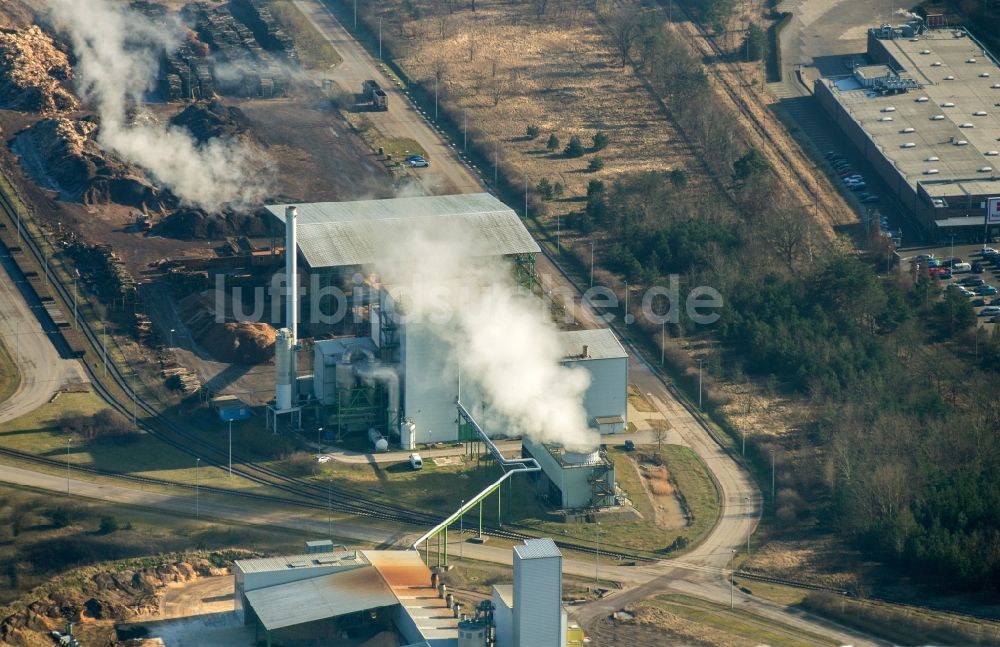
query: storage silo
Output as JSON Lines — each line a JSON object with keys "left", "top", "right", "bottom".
{"left": 457, "top": 617, "right": 489, "bottom": 647}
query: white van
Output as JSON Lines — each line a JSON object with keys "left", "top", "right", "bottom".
{"left": 409, "top": 453, "right": 423, "bottom": 470}
{"left": 952, "top": 262, "right": 972, "bottom": 273}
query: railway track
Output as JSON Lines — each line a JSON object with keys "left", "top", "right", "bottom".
{"left": 669, "top": 0, "right": 854, "bottom": 237}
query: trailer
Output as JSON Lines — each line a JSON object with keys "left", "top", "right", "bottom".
{"left": 362, "top": 79, "right": 388, "bottom": 111}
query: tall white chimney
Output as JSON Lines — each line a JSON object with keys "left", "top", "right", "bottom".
{"left": 286, "top": 206, "right": 298, "bottom": 341}
{"left": 275, "top": 206, "right": 298, "bottom": 411}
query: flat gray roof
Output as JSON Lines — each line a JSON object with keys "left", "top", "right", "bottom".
{"left": 514, "top": 538, "right": 562, "bottom": 560}
{"left": 559, "top": 329, "right": 628, "bottom": 361}
{"left": 234, "top": 550, "right": 367, "bottom": 574}
{"left": 244, "top": 567, "right": 397, "bottom": 631}
{"left": 922, "top": 178, "right": 1000, "bottom": 198}
{"left": 824, "top": 29, "right": 1000, "bottom": 191}
{"left": 266, "top": 194, "right": 540, "bottom": 270}
{"left": 855, "top": 64, "right": 892, "bottom": 80}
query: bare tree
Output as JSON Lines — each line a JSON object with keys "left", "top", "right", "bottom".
{"left": 608, "top": 6, "right": 644, "bottom": 67}
{"left": 653, "top": 426, "right": 667, "bottom": 456}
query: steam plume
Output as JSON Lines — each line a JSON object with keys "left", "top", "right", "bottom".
{"left": 378, "top": 221, "right": 599, "bottom": 452}
{"left": 48, "top": 0, "right": 267, "bottom": 211}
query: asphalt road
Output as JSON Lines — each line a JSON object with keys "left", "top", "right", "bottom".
{"left": 0, "top": 243, "right": 87, "bottom": 426}
{"left": 292, "top": 0, "right": 484, "bottom": 196}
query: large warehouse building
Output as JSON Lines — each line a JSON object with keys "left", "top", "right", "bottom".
{"left": 815, "top": 24, "right": 1000, "bottom": 240}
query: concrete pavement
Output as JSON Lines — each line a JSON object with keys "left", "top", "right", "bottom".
{"left": 292, "top": 0, "right": 484, "bottom": 196}
{"left": 0, "top": 243, "right": 88, "bottom": 426}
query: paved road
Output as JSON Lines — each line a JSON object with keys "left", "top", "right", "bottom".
{"left": 0, "top": 244, "right": 88, "bottom": 425}
{"left": 293, "top": 0, "right": 484, "bottom": 196}
{"left": 0, "top": 461, "right": 878, "bottom": 644}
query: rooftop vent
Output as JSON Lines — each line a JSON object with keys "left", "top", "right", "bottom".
{"left": 931, "top": 115, "right": 945, "bottom": 120}
{"left": 974, "top": 111, "right": 988, "bottom": 116}
{"left": 932, "top": 61, "right": 943, "bottom": 67}
{"left": 994, "top": 84, "right": 1000, "bottom": 89}
{"left": 987, "top": 151, "right": 1000, "bottom": 156}
{"left": 961, "top": 123, "right": 975, "bottom": 128}
{"left": 978, "top": 166, "right": 994, "bottom": 173}
{"left": 879, "top": 116, "right": 894, "bottom": 122}
{"left": 916, "top": 96, "right": 930, "bottom": 102}
{"left": 926, "top": 156, "right": 940, "bottom": 161}
{"left": 881, "top": 106, "right": 896, "bottom": 112}
{"left": 982, "top": 73, "right": 992, "bottom": 78}
{"left": 901, "top": 142, "right": 916, "bottom": 148}
{"left": 920, "top": 49, "right": 931, "bottom": 54}
{"left": 942, "top": 102, "right": 956, "bottom": 107}
{"left": 925, "top": 169, "right": 940, "bottom": 174}
{"left": 955, "top": 140, "right": 969, "bottom": 145}
{"left": 968, "top": 58, "right": 978, "bottom": 63}
{"left": 944, "top": 75, "right": 956, "bottom": 80}
{"left": 901, "top": 127, "right": 916, "bottom": 133}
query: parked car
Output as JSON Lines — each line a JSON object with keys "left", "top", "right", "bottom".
{"left": 851, "top": 183, "right": 867, "bottom": 191}
{"left": 976, "top": 285, "right": 998, "bottom": 296}
{"left": 952, "top": 262, "right": 973, "bottom": 273}
{"left": 972, "top": 262, "right": 986, "bottom": 273}
{"left": 971, "top": 297, "right": 987, "bottom": 307}
{"left": 825, "top": 150, "right": 839, "bottom": 159}
{"left": 927, "top": 258, "right": 941, "bottom": 268}
{"left": 915, "top": 253, "right": 935, "bottom": 263}
{"left": 935, "top": 268, "right": 953, "bottom": 279}
{"left": 404, "top": 155, "right": 429, "bottom": 168}
{"left": 624, "top": 439, "right": 636, "bottom": 451}
{"left": 960, "top": 277, "right": 986, "bottom": 287}
{"left": 981, "top": 246, "right": 999, "bottom": 257}
{"left": 990, "top": 315, "right": 1000, "bottom": 323}
{"left": 408, "top": 453, "right": 423, "bottom": 470}
{"left": 862, "top": 194, "right": 880, "bottom": 203}
{"left": 980, "top": 306, "right": 1000, "bottom": 316}
{"left": 947, "top": 284, "right": 973, "bottom": 296}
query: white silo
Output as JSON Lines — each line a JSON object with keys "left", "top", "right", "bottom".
{"left": 513, "top": 538, "right": 565, "bottom": 647}
{"left": 457, "top": 617, "right": 489, "bottom": 647}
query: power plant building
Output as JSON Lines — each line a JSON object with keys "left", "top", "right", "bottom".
{"left": 815, "top": 25, "right": 1000, "bottom": 240}
{"left": 232, "top": 540, "right": 572, "bottom": 646}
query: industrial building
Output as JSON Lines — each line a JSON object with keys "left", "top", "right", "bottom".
{"left": 232, "top": 539, "right": 576, "bottom": 647}
{"left": 815, "top": 23, "right": 1000, "bottom": 240}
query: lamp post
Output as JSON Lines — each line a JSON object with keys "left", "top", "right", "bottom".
{"left": 169, "top": 328, "right": 175, "bottom": 348}
{"left": 696, "top": 358, "right": 705, "bottom": 409}
{"left": 460, "top": 499, "right": 465, "bottom": 560}
{"left": 463, "top": 109, "right": 467, "bottom": 152}
{"left": 228, "top": 419, "right": 233, "bottom": 478}
{"left": 590, "top": 241, "right": 595, "bottom": 288}
{"left": 328, "top": 479, "right": 332, "bottom": 538}
{"left": 317, "top": 426, "right": 324, "bottom": 452}
{"left": 378, "top": 17, "right": 382, "bottom": 61}
{"left": 744, "top": 496, "right": 751, "bottom": 557}
{"left": 623, "top": 280, "right": 629, "bottom": 326}
{"left": 66, "top": 436, "right": 71, "bottom": 496}
{"left": 730, "top": 549, "right": 736, "bottom": 609}
{"left": 353, "top": 0, "right": 357, "bottom": 28}
{"left": 195, "top": 458, "right": 201, "bottom": 518}
{"left": 660, "top": 319, "right": 666, "bottom": 366}
{"left": 102, "top": 321, "right": 107, "bottom": 378}
{"left": 770, "top": 449, "right": 776, "bottom": 502}
{"left": 595, "top": 522, "right": 601, "bottom": 593}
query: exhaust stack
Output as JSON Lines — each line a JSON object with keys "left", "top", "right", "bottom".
{"left": 275, "top": 206, "right": 298, "bottom": 411}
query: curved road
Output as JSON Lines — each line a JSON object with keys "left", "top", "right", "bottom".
{"left": 0, "top": 242, "right": 88, "bottom": 425}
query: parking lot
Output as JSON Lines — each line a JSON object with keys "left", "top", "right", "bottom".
{"left": 900, "top": 243, "right": 1000, "bottom": 329}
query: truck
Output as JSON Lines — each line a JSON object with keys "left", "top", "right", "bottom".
{"left": 362, "top": 79, "right": 388, "bottom": 111}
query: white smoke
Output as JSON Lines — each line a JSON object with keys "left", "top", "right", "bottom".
{"left": 377, "top": 220, "right": 599, "bottom": 452}
{"left": 47, "top": 0, "right": 268, "bottom": 212}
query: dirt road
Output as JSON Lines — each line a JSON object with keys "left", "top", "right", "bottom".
{"left": 292, "top": 0, "right": 484, "bottom": 196}
{"left": 0, "top": 243, "right": 88, "bottom": 425}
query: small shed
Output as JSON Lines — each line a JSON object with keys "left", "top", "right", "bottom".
{"left": 212, "top": 395, "right": 251, "bottom": 422}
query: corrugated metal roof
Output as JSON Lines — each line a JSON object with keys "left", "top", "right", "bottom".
{"left": 266, "top": 194, "right": 540, "bottom": 270}
{"left": 558, "top": 329, "right": 628, "bottom": 361}
{"left": 234, "top": 550, "right": 368, "bottom": 574}
{"left": 514, "top": 538, "right": 562, "bottom": 560}
{"left": 365, "top": 551, "right": 459, "bottom": 640}
{"left": 244, "top": 567, "right": 397, "bottom": 631}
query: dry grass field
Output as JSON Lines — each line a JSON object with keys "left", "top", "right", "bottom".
{"left": 357, "top": 1, "right": 711, "bottom": 217}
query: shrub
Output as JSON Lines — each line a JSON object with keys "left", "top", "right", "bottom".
{"left": 98, "top": 516, "right": 120, "bottom": 534}
{"left": 564, "top": 135, "right": 584, "bottom": 158}
{"left": 592, "top": 131, "right": 609, "bottom": 150}
{"left": 526, "top": 124, "right": 540, "bottom": 139}
{"left": 47, "top": 507, "right": 71, "bottom": 528}
{"left": 588, "top": 156, "right": 605, "bottom": 172}
{"left": 284, "top": 451, "right": 317, "bottom": 476}
{"left": 546, "top": 133, "right": 560, "bottom": 151}
{"left": 670, "top": 168, "right": 688, "bottom": 187}
{"left": 536, "top": 177, "right": 553, "bottom": 200}
{"left": 552, "top": 182, "right": 564, "bottom": 199}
